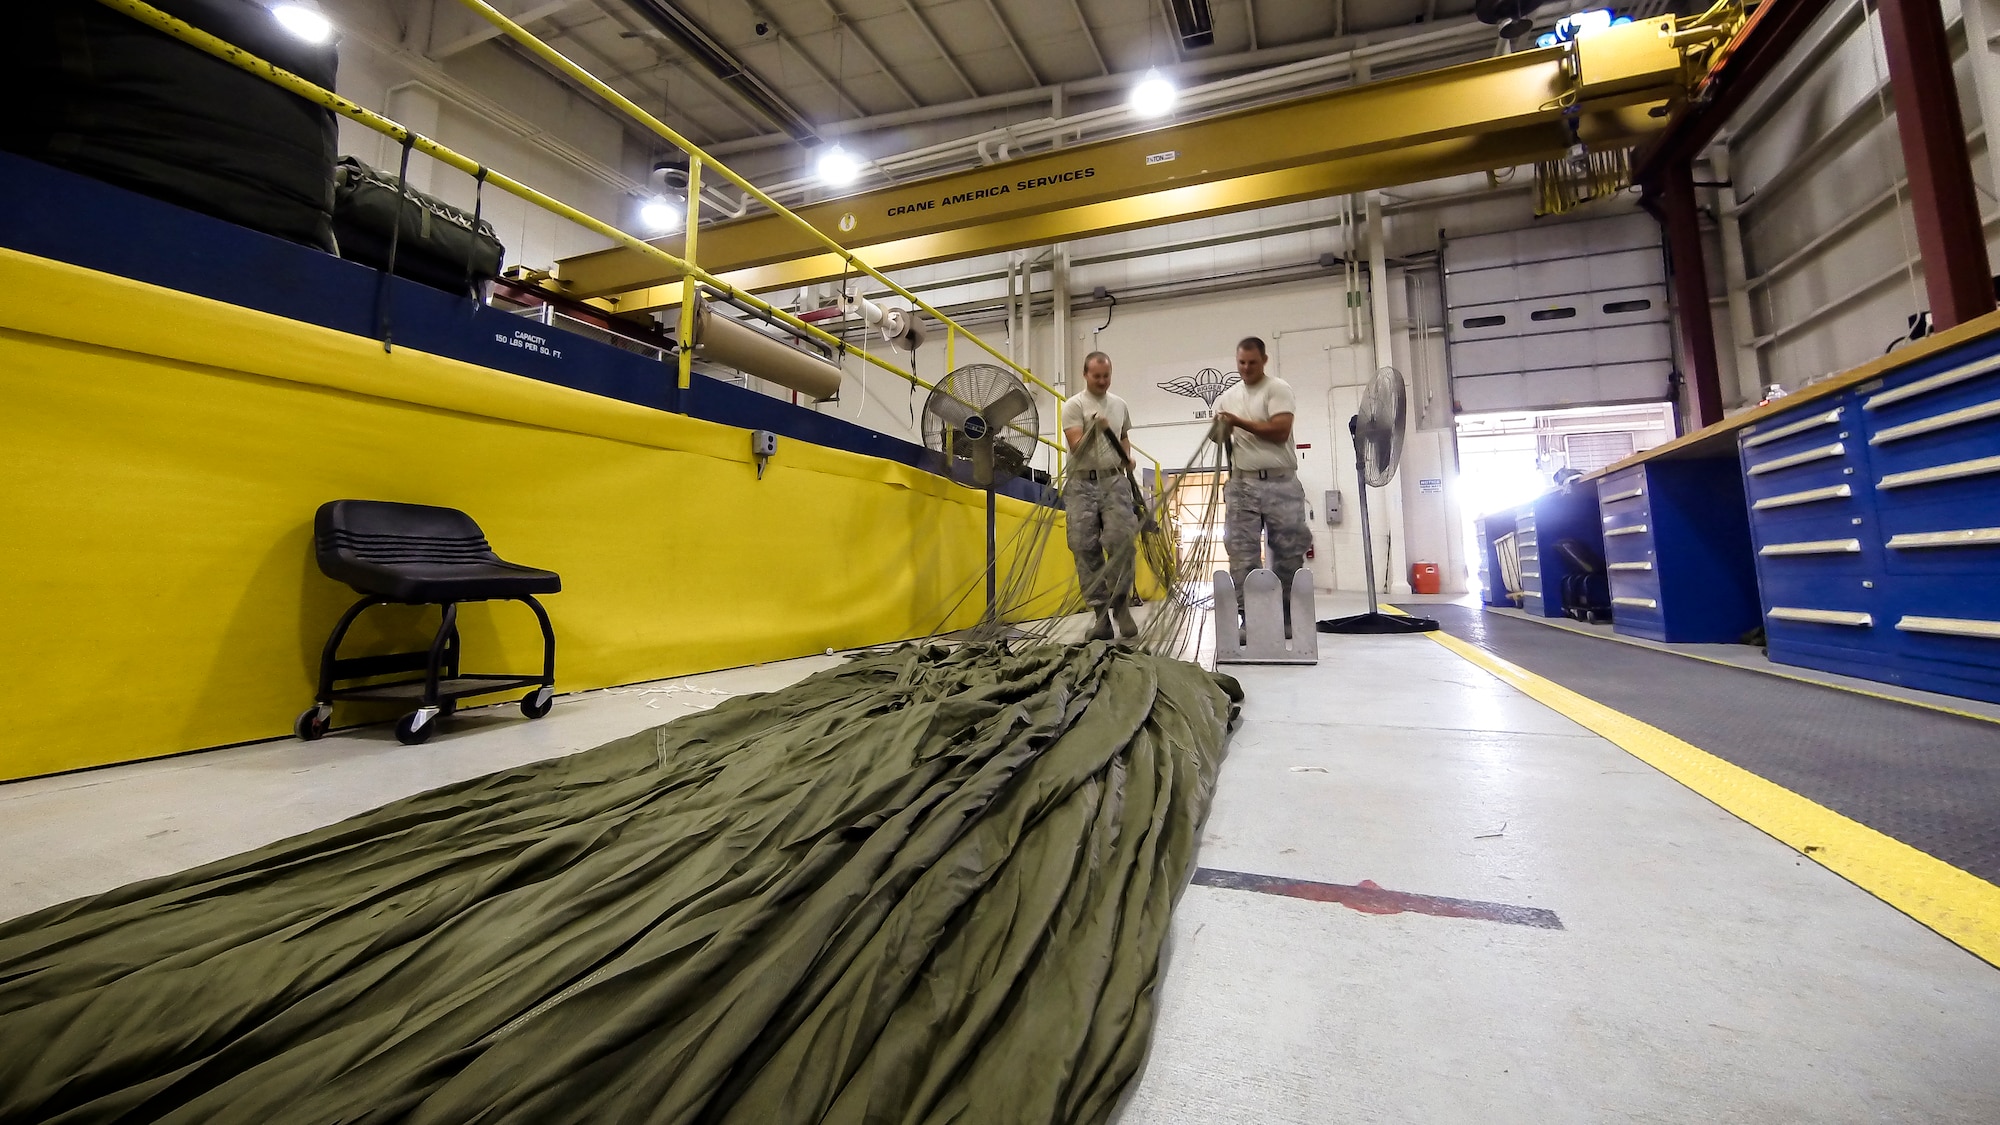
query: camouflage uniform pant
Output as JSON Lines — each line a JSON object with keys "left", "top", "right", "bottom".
{"left": 1225, "top": 471, "right": 1312, "bottom": 607}
{"left": 1064, "top": 471, "right": 1140, "bottom": 611}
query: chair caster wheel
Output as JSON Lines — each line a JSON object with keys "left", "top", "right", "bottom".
{"left": 295, "top": 705, "right": 332, "bottom": 742}
{"left": 395, "top": 709, "right": 439, "bottom": 746}
{"left": 520, "top": 687, "right": 553, "bottom": 719}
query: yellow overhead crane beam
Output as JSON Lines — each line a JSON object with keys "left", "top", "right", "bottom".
{"left": 557, "top": 16, "right": 1699, "bottom": 314}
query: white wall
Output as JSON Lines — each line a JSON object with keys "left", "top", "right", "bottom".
{"left": 1054, "top": 274, "right": 1466, "bottom": 594}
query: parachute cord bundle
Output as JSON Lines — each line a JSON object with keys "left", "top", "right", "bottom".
{"left": 906, "top": 427, "right": 1234, "bottom": 663}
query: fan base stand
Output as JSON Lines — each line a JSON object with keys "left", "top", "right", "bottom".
{"left": 1318, "top": 610, "right": 1439, "bottom": 634}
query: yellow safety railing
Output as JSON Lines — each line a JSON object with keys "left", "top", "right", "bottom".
{"left": 90, "top": 0, "right": 1163, "bottom": 485}
{"left": 449, "top": 0, "right": 1160, "bottom": 484}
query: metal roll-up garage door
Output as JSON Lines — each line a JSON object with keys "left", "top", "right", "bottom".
{"left": 1443, "top": 211, "right": 1673, "bottom": 413}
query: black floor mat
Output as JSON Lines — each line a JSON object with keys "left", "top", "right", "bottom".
{"left": 1405, "top": 603, "right": 2000, "bottom": 885}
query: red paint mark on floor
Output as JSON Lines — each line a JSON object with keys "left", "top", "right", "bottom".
{"left": 1192, "top": 868, "right": 1563, "bottom": 929}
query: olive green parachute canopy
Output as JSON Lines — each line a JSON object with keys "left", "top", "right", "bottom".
{"left": 0, "top": 643, "right": 1238, "bottom": 1124}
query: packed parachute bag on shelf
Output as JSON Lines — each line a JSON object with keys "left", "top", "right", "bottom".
{"left": 0, "top": 0, "right": 340, "bottom": 251}
{"left": 332, "top": 155, "right": 507, "bottom": 295}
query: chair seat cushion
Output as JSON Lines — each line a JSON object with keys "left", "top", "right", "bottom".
{"left": 315, "top": 500, "right": 561, "bottom": 603}
{"left": 323, "top": 556, "right": 562, "bottom": 603}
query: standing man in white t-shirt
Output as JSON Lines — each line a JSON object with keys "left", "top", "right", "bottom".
{"left": 1214, "top": 336, "right": 1311, "bottom": 628}
{"left": 1060, "top": 351, "right": 1141, "bottom": 641}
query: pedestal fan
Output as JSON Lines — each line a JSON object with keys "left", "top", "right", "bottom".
{"left": 1320, "top": 367, "right": 1440, "bottom": 635}
{"left": 921, "top": 364, "right": 1038, "bottom": 625}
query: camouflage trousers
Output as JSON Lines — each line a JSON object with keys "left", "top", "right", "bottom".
{"left": 1225, "top": 470, "right": 1312, "bottom": 606}
{"left": 1064, "top": 471, "right": 1140, "bottom": 611}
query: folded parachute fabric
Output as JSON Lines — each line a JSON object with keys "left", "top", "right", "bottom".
{"left": 0, "top": 642, "right": 1240, "bottom": 1124}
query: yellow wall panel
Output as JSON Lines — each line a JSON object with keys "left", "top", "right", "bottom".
{"left": 0, "top": 250, "right": 1071, "bottom": 780}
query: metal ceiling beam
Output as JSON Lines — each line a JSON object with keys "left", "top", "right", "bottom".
{"left": 979, "top": 0, "right": 1044, "bottom": 87}
{"left": 1244, "top": 0, "right": 1259, "bottom": 51}
{"left": 700, "top": 17, "right": 1494, "bottom": 157}
{"left": 1069, "top": 0, "right": 1111, "bottom": 76}
{"left": 896, "top": 0, "right": 980, "bottom": 99}
{"left": 618, "top": 0, "right": 822, "bottom": 140}
{"left": 589, "top": 0, "right": 769, "bottom": 137}
{"left": 810, "top": 0, "right": 923, "bottom": 108}
{"left": 434, "top": 0, "right": 587, "bottom": 58}
{"left": 741, "top": 3, "right": 870, "bottom": 119}
{"left": 556, "top": 19, "right": 1691, "bottom": 307}
{"left": 534, "top": 14, "right": 723, "bottom": 145}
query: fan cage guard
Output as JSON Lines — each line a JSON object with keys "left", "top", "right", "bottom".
{"left": 921, "top": 364, "right": 1042, "bottom": 483}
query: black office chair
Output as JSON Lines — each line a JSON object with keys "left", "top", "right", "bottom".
{"left": 297, "top": 500, "right": 561, "bottom": 745}
{"left": 1551, "top": 538, "right": 1612, "bottom": 625}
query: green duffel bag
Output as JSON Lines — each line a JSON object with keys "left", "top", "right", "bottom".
{"left": 332, "top": 156, "right": 505, "bottom": 295}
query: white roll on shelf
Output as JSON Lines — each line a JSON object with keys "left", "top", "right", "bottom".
{"left": 693, "top": 302, "right": 844, "bottom": 401}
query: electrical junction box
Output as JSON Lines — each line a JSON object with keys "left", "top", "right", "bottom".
{"left": 1325, "top": 489, "right": 1343, "bottom": 526}
{"left": 752, "top": 430, "right": 778, "bottom": 480}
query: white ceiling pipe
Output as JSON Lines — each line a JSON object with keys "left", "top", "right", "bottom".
{"left": 741, "top": 23, "right": 1493, "bottom": 203}
{"left": 702, "top": 17, "right": 1493, "bottom": 158}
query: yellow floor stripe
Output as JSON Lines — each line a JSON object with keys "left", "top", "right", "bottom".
{"left": 1423, "top": 627, "right": 2000, "bottom": 969}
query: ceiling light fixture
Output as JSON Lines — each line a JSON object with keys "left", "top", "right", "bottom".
{"left": 271, "top": 2, "right": 334, "bottom": 44}
{"left": 640, "top": 198, "right": 683, "bottom": 234}
{"left": 1129, "top": 69, "right": 1177, "bottom": 119}
{"left": 815, "top": 144, "right": 861, "bottom": 189}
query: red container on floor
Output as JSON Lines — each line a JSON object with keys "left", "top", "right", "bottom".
{"left": 1410, "top": 562, "right": 1442, "bottom": 595}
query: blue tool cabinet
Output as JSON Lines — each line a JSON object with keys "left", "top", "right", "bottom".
{"left": 1512, "top": 487, "right": 1606, "bottom": 618}
{"left": 1595, "top": 457, "right": 1761, "bottom": 642}
{"left": 1741, "top": 335, "right": 2000, "bottom": 702}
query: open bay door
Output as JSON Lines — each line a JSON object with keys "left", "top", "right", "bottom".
{"left": 1443, "top": 212, "right": 1673, "bottom": 413}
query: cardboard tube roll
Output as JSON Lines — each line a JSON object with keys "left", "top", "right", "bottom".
{"left": 694, "top": 303, "right": 843, "bottom": 401}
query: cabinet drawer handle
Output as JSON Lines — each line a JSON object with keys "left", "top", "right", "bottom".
{"left": 1753, "top": 484, "right": 1852, "bottom": 510}
{"left": 1607, "top": 561, "right": 1654, "bottom": 571}
{"left": 1747, "top": 442, "right": 1845, "bottom": 476}
{"left": 1877, "top": 453, "right": 2000, "bottom": 490}
{"left": 1870, "top": 396, "right": 2000, "bottom": 445}
{"left": 1613, "top": 596, "right": 1658, "bottom": 609}
{"left": 1743, "top": 407, "right": 1843, "bottom": 448}
{"left": 1768, "top": 607, "right": 1873, "bottom": 627}
{"left": 1520, "top": 570, "right": 1543, "bottom": 579}
{"left": 1604, "top": 525, "right": 1649, "bottom": 537}
{"left": 1886, "top": 527, "right": 2000, "bottom": 549}
{"left": 1759, "top": 538, "right": 1862, "bottom": 556}
{"left": 1865, "top": 351, "right": 2000, "bottom": 410}
{"left": 1601, "top": 486, "right": 1645, "bottom": 504}
{"left": 1896, "top": 615, "right": 2000, "bottom": 639}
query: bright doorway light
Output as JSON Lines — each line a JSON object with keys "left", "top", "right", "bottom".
{"left": 639, "top": 198, "right": 683, "bottom": 234}
{"left": 815, "top": 145, "right": 860, "bottom": 189}
{"left": 1129, "top": 69, "right": 1177, "bottom": 118}
{"left": 271, "top": 2, "right": 333, "bottom": 44}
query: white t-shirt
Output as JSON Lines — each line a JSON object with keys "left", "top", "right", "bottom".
{"left": 1060, "top": 391, "right": 1133, "bottom": 471}
{"left": 1215, "top": 375, "right": 1298, "bottom": 471}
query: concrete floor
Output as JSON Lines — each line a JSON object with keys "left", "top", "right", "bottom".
{"left": 3, "top": 597, "right": 1997, "bottom": 1122}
